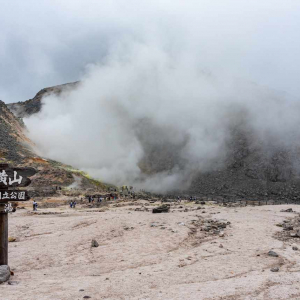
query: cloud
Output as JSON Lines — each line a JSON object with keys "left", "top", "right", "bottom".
{"left": 1, "top": 0, "right": 300, "bottom": 103}
{"left": 25, "top": 41, "right": 300, "bottom": 191}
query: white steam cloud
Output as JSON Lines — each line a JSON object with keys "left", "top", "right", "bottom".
{"left": 12, "top": 1, "right": 300, "bottom": 191}
{"left": 25, "top": 43, "right": 300, "bottom": 191}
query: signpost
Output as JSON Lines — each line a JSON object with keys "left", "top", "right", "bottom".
{"left": 0, "top": 164, "right": 37, "bottom": 265}
{"left": 0, "top": 190, "right": 29, "bottom": 201}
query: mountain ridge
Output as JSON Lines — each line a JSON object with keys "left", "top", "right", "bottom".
{"left": 7, "top": 81, "right": 79, "bottom": 118}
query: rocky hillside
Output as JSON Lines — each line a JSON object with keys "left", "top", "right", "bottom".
{"left": 187, "top": 128, "right": 300, "bottom": 202}
{"left": 1, "top": 90, "right": 109, "bottom": 196}
{"left": 6, "top": 83, "right": 300, "bottom": 201}
{"left": 0, "top": 100, "right": 35, "bottom": 164}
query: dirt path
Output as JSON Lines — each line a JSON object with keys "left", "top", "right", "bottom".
{"left": 1, "top": 203, "right": 300, "bottom": 299}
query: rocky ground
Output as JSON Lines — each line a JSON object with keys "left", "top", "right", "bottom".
{"left": 1, "top": 200, "right": 300, "bottom": 299}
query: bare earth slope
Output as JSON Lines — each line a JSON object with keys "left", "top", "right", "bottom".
{"left": 2, "top": 202, "right": 300, "bottom": 300}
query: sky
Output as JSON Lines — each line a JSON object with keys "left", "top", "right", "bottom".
{"left": 1, "top": 0, "right": 300, "bottom": 103}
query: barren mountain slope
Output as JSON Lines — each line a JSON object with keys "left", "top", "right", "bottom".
{"left": 0, "top": 100, "right": 35, "bottom": 164}
{"left": 7, "top": 83, "right": 300, "bottom": 200}
{"left": 188, "top": 127, "right": 300, "bottom": 201}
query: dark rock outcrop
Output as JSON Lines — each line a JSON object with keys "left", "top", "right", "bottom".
{"left": 7, "top": 81, "right": 79, "bottom": 118}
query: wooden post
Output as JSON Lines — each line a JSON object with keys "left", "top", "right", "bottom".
{"left": 0, "top": 200, "right": 8, "bottom": 265}
{"left": 0, "top": 163, "right": 9, "bottom": 265}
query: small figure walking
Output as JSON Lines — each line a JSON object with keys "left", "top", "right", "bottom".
{"left": 70, "top": 201, "right": 73, "bottom": 208}
{"left": 73, "top": 201, "right": 76, "bottom": 208}
{"left": 33, "top": 201, "right": 38, "bottom": 211}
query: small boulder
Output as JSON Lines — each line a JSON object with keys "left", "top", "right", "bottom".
{"left": 270, "top": 267, "right": 279, "bottom": 272}
{"left": 203, "top": 225, "right": 211, "bottom": 232}
{"left": 152, "top": 204, "right": 170, "bottom": 214}
{"left": 292, "top": 246, "right": 298, "bottom": 251}
{"left": 283, "top": 224, "right": 293, "bottom": 231}
{"left": 0, "top": 265, "right": 10, "bottom": 283}
{"left": 290, "top": 231, "right": 300, "bottom": 238}
{"left": 268, "top": 250, "right": 279, "bottom": 257}
{"left": 91, "top": 240, "right": 99, "bottom": 248}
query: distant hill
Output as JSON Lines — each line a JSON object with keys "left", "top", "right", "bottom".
{"left": 7, "top": 81, "right": 79, "bottom": 118}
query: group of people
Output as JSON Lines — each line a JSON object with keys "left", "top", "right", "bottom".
{"left": 176, "top": 196, "right": 196, "bottom": 202}
{"left": 88, "top": 195, "right": 109, "bottom": 203}
{"left": 88, "top": 195, "right": 100, "bottom": 203}
{"left": 69, "top": 201, "right": 77, "bottom": 208}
